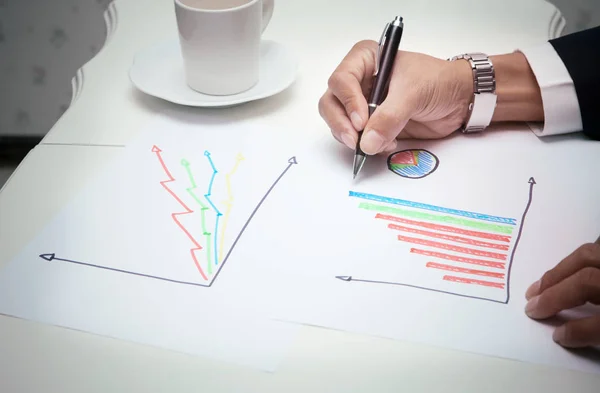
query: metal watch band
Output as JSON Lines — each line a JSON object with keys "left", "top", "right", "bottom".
{"left": 451, "top": 53, "right": 497, "bottom": 133}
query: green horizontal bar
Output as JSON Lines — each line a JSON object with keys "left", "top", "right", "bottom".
{"left": 359, "top": 202, "right": 514, "bottom": 235}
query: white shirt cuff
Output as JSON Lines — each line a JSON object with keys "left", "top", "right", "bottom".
{"left": 516, "top": 42, "right": 583, "bottom": 136}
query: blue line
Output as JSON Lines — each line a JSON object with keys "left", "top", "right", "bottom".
{"left": 349, "top": 191, "right": 517, "bottom": 225}
{"left": 204, "top": 150, "right": 222, "bottom": 266}
{"left": 205, "top": 150, "right": 217, "bottom": 172}
{"left": 203, "top": 151, "right": 222, "bottom": 215}
{"left": 205, "top": 190, "right": 221, "bottom": 214}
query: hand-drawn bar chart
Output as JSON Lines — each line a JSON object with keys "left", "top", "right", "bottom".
{"left": 40, "top": 146, "right": 298, "bottom": 288}
{"left": 337, "top": 177, "right": 536, "bottom": 303}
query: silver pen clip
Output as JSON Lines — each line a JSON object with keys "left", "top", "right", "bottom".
{"left": 374, "top": 22, "right": 390, "bottom": 76}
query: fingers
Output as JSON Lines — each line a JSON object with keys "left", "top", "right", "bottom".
{"left": 525, "top": 267, "right": 600, "bottom": 319}
{"left": 318, "top": 88, "right": 397, "bottom": 153}
{"left": 397, "top": 120, "right": 452, "bottom": 140}
{"left": 360, "top": 90, "right": 416, "bottom": 155}
{"left": 318, "top": 89, "right": 358, "bottom": 149}
{"left": 525, "top": 240, "right": 600, "bottom": 349}
{"left": 381, "top": 139, "right": 398, "bottom": 154}
{"left": 526, "top": 242, "right": 600, "bottom": 300}
{"left": 553, "top": 315, "right": 600, "bottom": 348}
{"left": 327, "top": 41, "right": 377, "bottom": 131}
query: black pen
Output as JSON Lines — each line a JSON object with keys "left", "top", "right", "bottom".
{"left": 353, "top": 16, "right": 404, "bottom": 179}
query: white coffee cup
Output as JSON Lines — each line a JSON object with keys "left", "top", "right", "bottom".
{"left": 174, "top": 0, "right": 274, "bottom": 96}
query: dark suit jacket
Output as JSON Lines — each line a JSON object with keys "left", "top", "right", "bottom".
{"left": 550, "top": 26, "right": 600, "bottom": 140}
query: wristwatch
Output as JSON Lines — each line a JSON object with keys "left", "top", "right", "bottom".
{"left": 450, "top": 53, "right": 497, "bottom": 133}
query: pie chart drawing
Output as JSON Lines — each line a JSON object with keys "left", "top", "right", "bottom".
{"left": 387, "top": 149, "right": 439, "bottom": 179}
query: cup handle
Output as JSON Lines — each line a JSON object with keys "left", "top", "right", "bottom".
{"left": 261, "top": 0, "right": 274, "bottom": 33}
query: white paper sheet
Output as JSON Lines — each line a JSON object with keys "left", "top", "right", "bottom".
{"left": 2, "top": 111, "right": 600, "bottom": 374}
{"left": 240, "top": 130, "right": 600, "bottom": 374}
{"left": 0, "top": 111, "right": 302, "bottom": 372}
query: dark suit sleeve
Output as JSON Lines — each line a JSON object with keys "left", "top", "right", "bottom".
{"left": 549, "top": 26, "right": 600, "bottom": 140}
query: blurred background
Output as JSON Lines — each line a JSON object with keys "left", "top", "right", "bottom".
{"left": 0, "top": 0, "right": 599, "bottom": 188}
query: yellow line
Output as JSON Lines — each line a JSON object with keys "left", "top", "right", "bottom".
{"left": 218, "top": 153, "right": 245, "bottom": 262}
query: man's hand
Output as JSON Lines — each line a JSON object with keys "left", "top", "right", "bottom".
{"left": 525, "top": 239, "right": 600, "bottom": 348}
{"left": 318, "top": 41, "right": 545, "bottom": 154}
{"left": 318, "top": 40, "right": 473, "bottom": 155}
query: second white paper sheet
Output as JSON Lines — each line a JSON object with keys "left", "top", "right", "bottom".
{"left": 0, "top": 110, "right": 302, "bottom": 371}
{"left": 241, "top": 129, "right": 600, "bottom": 374}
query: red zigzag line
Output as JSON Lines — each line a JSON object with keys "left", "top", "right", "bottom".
{"left": 152, "top": 146, "right": 208, "bottom": 281}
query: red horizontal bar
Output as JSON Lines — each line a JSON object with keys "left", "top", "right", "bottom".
{"left": 411, "top": 249, "right": 505, "bottom": 269}
{"left": 376, "top": 214, "right": 511, "bottom": 242}
{"left": 389, "top": 224, "right": 509, "bottom": 251}
{"left": 426, "top": 262, "right": 505, "bottom": 279}
{"left": 398, "top": 235, "right": 507, "bottom": 260}
{"left": 443, "top": 275, "right": 505, "bottom": 289}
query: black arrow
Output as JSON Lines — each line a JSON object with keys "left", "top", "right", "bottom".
{"left": 40, "top": 253, "right": 213, "bottom": 287}
{"left": 337, "top": 176, "right": 537, "bottom": 304}
{"left": 40, "top": 156, "right": 298, "bottom": 288}
{"left": 335, "top": 275, "right": 508, "bottom": 303}
{"left": 504, "top": 177, "right": 536, "bottom": 303}
{"left": 212, "top": 156, "right": 298, "bottom": 285}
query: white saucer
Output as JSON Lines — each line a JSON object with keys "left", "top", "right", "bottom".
{"left": 129, "top": 39, "right": 298, "bottom": 107}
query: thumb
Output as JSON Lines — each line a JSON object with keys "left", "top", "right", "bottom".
{"left": 360, "top": 93, "right": 416, "bottom": 155}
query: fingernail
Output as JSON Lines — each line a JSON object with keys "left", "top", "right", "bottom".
{"left": 361, "top": 129, "right": 386, "bottom": 154}
{"left": 553, "top": 325, "right": 566, "bottom": 344}
{"left": 341, "top": 133, "right": 356, "bottom": 150}
{"left": 525, "top": 280, "right": 541, "bottom": 300}
{"left": 525, "top": 295, "right": 540, "bottom": 318}
{"left": 350, "top": 112, "right": 363, "bottom": 130}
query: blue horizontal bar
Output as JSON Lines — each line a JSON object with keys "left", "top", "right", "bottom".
{"left": 349, "top": 191, "right": 517, "bottom": 225}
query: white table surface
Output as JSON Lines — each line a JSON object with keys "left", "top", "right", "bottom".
{"left": 3, "top": 0, "right": 600, "bottom": 391}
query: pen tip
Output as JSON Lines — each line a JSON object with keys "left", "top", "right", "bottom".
{"left": 352, "top": 154, "right": 366, "bottom": 180}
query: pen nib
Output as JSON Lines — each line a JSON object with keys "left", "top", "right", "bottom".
{"left": 353, "top": 154, "right": 366, "bottom": 180}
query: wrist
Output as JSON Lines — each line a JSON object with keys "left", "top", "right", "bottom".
{"left": 489, "top": 52, "right": 544, "bottom": 123}
{"left": 447, "top": 59, "right": 475, "bottom": 125}
{"left": 448, "top": 53, "right": 497, "bottom": 132}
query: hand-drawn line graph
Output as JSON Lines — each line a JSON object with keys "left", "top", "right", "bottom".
{"left": 337, "top": 177, "right": 536, "bottom": 303}
{"left": 182, "top": 158, "right": 214, "bottom": 275}
{"left": 388, "top": 149, "right": 439, "bottom": 179}
{"left": 39, "top": 147, "right": 298, "bottom": 288}
{"left": 153, "top": 145, "right": 207, "bottom": 281}
{"left": 220, "top": 153, "right": 245, "bottom": 263}
{"left": 203, "top": 151, "right": 222, "bottom": 268}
